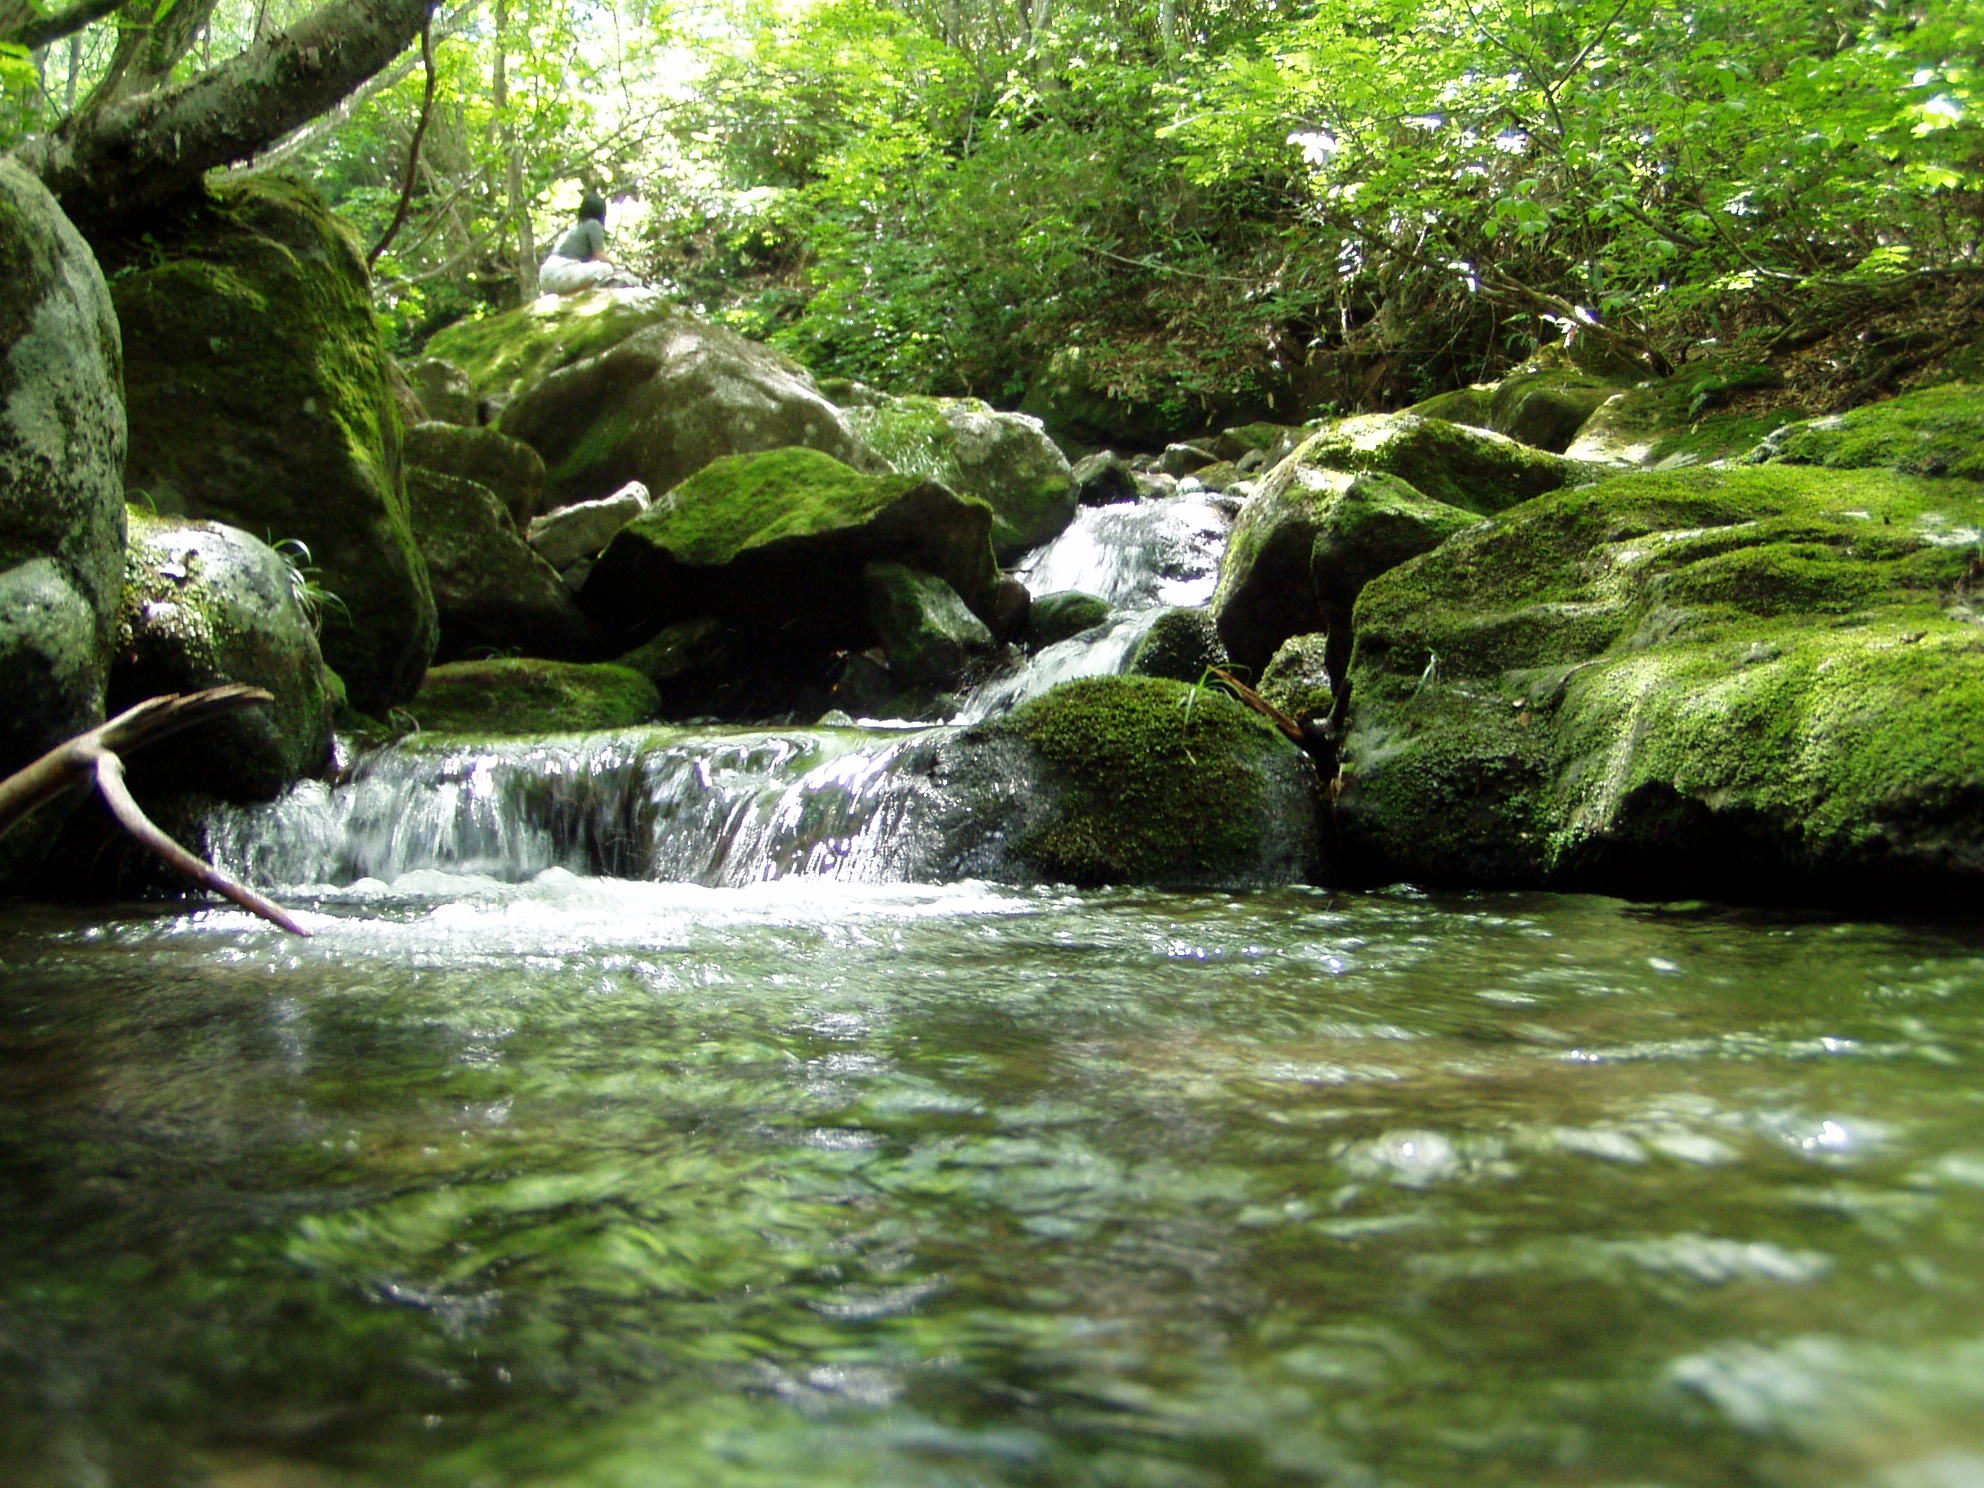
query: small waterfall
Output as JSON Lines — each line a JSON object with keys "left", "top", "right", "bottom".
{"left": 957, "top": 493, "right": 1232, "bottom": 719}
{"left": 210, "top": 726, "right": 982, "bottom": 891}
{"left": 212, "top": 490, "right": 1242, "bottom": 893}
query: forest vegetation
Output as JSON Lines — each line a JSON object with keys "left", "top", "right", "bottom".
{"left": 2, "top": 0, "right": 1974, "bottom": 426}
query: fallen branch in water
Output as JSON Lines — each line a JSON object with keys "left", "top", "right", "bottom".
{"left": 0, "top": 686, "right": 312, "bottom": 936}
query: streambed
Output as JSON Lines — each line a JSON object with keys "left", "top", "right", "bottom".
{"left": 3, "top": 877, "right": 1982, "bottom": 1486}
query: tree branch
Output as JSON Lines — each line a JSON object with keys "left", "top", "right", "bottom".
{"left": 0, "top": 0, "right": 123, "bottom": 52}
{"left": 0, "top": 686, "right": 311, "bottom": 936}
{"left": 12, "top": 0, "right": 439, "bottom": 236}
{"left": 368, "top": 15, "right": 435, "bottom": 267}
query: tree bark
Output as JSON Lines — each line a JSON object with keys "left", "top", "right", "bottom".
{"left": 11, "top": 0, "right": 438, "bottom": 237}
{"left": 0, "top": 0, "right": 124, "bottom": 54}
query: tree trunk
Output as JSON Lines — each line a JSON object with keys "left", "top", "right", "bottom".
{"left": 81, "top": 0, "right": 225, "bottom": 113}
{"left": 10, "top": 0, "right": 438, "bottom": 237}
{"left": 491, "top": 0, "right": 536, "bottom": 300}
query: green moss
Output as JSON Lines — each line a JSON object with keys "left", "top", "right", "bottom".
{"left": 1127, "top": 607, "right": 1227, "bottom": 682}
{"left": 424, "top": 296, "right": 667, "bottom": 402}
{"left": 1568, "top": 359, "right": 1805, "bottom": 467}
{"left": 640, "top": 448, "right": 934, "bottom": 565}
{"left": 1289, "top": 413, "right": 1581, "bottom": 515}
{"left": 994, "top": 675, "right": 1299, "bottom": 886}
{"left": 1341, "top": 462, "right": 1984, "bottom": 894}
{"left": 410, "top": 658, "right": 659, "bottom": 735}
{"left": 1760, "top": 383, "right": 1984, "bottom": 480}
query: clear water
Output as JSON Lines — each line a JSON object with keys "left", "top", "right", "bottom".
{"left": 4, "top": 875, "right": 1984, "bottom": 1488}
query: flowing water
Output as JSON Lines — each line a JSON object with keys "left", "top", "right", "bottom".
{"left": 7, "top": 489, "right": 1984, "bottom": 1486}
{"left": 3, "top": 877, "right": 1984, "bottom": 1488}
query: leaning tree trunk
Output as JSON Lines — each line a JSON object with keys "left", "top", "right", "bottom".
{"left": 11, "top": 0, "right": 438, "bottom": 238}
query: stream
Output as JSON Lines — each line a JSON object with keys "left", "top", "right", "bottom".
{"left": 4, "top": 496, "right": 1984, "bottom": 1486}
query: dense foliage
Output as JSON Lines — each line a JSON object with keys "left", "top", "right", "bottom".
{"left": 4, "top": 0, "right": 1977, "bottom": 411}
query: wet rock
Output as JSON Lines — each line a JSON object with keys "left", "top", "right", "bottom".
{"left": 410, "top": 658, "right": 658, "bottom": 735}
{"left": 1072, "top": 451, "right": 1138, "bottom": 506}
{"left": 1128, "top": 606, "right": 1227, "bottom": 682}
{"left": 1030, "top": 590, "right": 1112, "bottom": 647}
{"left": 864, "top": 562, "right": 997, "bottom": 688}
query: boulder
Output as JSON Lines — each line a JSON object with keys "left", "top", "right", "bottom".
{"left": 1209, "top": 422, "right": 1304, "bottom": 465}
{"left": 1279, "top": 413, "right": 1584, "bottom": 514}
{"left": 1127, "top": 606, "right": 1227, "bottom": 682}
{"left": 422, "top": 289, "right": 671, "bottom": 405}
{"left": 404, "top": 357, "right": 478, "bottom": 426}
{"left": 1071, "top": 451, "right": 1138, "bottom": 507}
{"left": 846, "top": 394, "right": 1075, "bottom": 561}
{"left": 406, "top": 468, "right": 597, "bottom": 662}
{"left": 613, "top": 617, "right": 734, "bottom": 689}
{"left": 967, "top": 675, "right": 1320, "bottom": 887}
{"left": 1214, "top": 468, "right": 1479, "bottom": 671}
{"left": 1155, "top": 442, "right": 1219, "bottom": 478}
{"left": 1259, "top": 633, "right": 1335, "bottom": 725}
{"left": 1485, "top": 368, "right": 1620, "bottom": 452}
{"left": 500, "top": 307, "right": 878, "bottom": 509}
{"left": 410, "top": 658, "right": 658, "bottom": 735}
{"left": 110, "top": 177, "right": 436, "bottom": 712}
{"left": 112, "top": 513, "right": 334, "bottom": 801}
{"left": 0, "top": 161, "right": 127, "bottom": 873}
{"left": 1751, "top": 383, "right": 1984, "bottom": 479}
{"left": 1564, "top": 360, "right": 1801, "bottom": 468}
{"left": 1335, "top": 464, "right": 1984, "bottom": 905}
{"left": 581, "top": 448, "right": 1002, "bottom": 649}
{"left": 1030, "top": 590, "right": 1112, "bottom": 647}
{"left": 403, "top": 421, "right": 546, "bottom": 527}
{"left": 864, "top": 562, "right": 996, "bottom": 688}
{"left": 527, "top": 481, "right": 650, "bottom": 573}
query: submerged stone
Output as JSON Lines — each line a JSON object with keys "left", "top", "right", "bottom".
{"left": 1337, "top": 463, "right": 1984, "bottom": 903}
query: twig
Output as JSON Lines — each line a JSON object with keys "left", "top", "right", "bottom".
{"left": 0, "top": 686, "right": 312, "bottom": 936}
{"left": 368, "top": 17, "right": 436, "bottom": 269}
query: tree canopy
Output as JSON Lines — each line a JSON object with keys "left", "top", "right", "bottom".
{"left": 3, "top": 0, "right": 1976, "bottom": 407}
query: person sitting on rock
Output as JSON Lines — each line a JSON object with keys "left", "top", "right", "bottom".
{"left": 539, "top": 193, "right": 643, "bottom": 295}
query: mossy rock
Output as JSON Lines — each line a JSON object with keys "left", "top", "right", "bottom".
{"left": 1337, "top": 463, "right": 1984, "bottom": 904}
{"left": 1128, "top": 606, "right": 1228, "bottom": 682}
{"left": 422, "top": 291, "right": 671, "bottom": 404}
{"left": 987, "top": 674, "right": 1319, "bottom": 887}
{"left": 1405, "top": 386, "right": 1493, "bottom": 428}
{"left": 111, "top": 176, "right": 437, "bottom": 712}
{"left": 403, "top": 421, "right": 546, "bottom": 526}
{"left": 1284, "top": 413, "right": 1584, "bottom": 515}
{"left": 410, "top": 658, "right": 659, "bottom": 735}
{"left": 1259, "top": 633, "right": 1336, "bottom": 724}
{"left": 1565, "top": 359, "right": 1802, "bottom": 468}
{"left": 0, "top": 160, "right": 126, "bottom": 881}
{"left": 614, "top": 617, "right": 734, "bottom": 688}
{"left": 1214, "top": 468, "right": 1479, "bottom": 670}
{"left": 863, "top": 561, "right": 996, "bottom": 688}
{"left": 846, "top": 395, "right": 1075, "bottom": 562}
{"left": 1486, "top": 369, "right": 1621, "bottom": 453}
{"left": 406, "top": 468, "right": 597, "bottom": 663}
{"left": 1030, "top": 590, "right": 1111, "bottom": 647}
{"left": 1754, "top": 383, "right": 1984, "bottom": 480}
{"left": 582, "top": 448, "right": 1001, "bottom": 648}
{"left": 112, "top": 512, "right": 334, "bottom": 801}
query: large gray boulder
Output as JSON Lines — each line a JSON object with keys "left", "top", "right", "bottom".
{"left": 582, "top": 448, "right": 1002, "bottom": 649}
{"left": 848, "top": 395, "right": 1076, "bottom": 561}
{"left": 0, "top": 160, "right": 127, "bottom": 874}
{"left": 113, "top": 513, "right": 335, "bottom": 801}
{"left": 501, "top": 307, "right": 879, "bottom": 509}
{"left": 111, "top": 177, "right": 437, "bottom": 712}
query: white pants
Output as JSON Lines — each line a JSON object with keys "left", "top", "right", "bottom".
{"left": 539, "top": 254, "right": 641, "bottom": 294}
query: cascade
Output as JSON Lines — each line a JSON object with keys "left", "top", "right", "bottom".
{"left": 212, "top": 493, "right": 1239, "bottom": 891}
